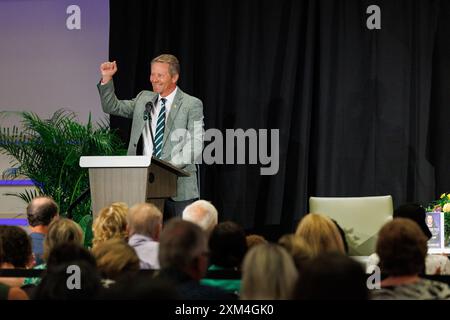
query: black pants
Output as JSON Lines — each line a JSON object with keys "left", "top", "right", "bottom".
{"left": 163, "top": 198, "right": 198, "bottom": 222}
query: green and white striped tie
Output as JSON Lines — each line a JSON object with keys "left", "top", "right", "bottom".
{"left": 153, "top": 98, "right": 166, "bottom": 158}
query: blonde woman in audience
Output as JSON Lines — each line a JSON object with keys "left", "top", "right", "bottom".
{"left": 42, "top": 218, "right": 84, "bottom": 261}
{"left": 295, "top": 213, "right": 345, "bottom": 257}
{"left": 92, "top": 238, "right": 140, "bottom": 281}
{"left": 92, "top": 202, "right": 128, "bottom": 248}
{"left": 278, "top": 234, "right": 312, "bottom": 274}
{"left": 23, "top": 218, "right": 84, "bottom": 286}
{"left": 241, "top": 243, "right": 298, "bottom": 300}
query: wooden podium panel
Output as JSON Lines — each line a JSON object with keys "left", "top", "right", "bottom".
{"left": 88, "top": 167, "right": 148, "bottom": 216}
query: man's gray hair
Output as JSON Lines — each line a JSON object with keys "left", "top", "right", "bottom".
{"left": 158, "top": 219, "right": 206, "bottom": 270}
{"left": 182, "top": 200, "right": 218, "bottom": 233}
{"left": 127, "top": 203, "right": 162, "bottom": 239}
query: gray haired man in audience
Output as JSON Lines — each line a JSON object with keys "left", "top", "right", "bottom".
{"left": 182, "top": 200, "right": 218, "bottom": 235}
{"left": 27, "top": 196, "right": 59, "bottom": 265}
{"left": 127, "top": 203, "right": 162, "bottom": 269}
{"left": 157, "top": 219, "right": 234, "bottom": 300}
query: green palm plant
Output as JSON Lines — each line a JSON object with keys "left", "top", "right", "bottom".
{"left": 0, "top": 109, "right": 126, "bottom": 246}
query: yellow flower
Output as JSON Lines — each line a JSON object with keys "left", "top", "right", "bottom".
{"left": 447, "top": 194, "right": 450, "bottom": 200}
{"left": 441, "top": 193, "right": 446, "bottom": 199}
{"left": 444, "top": 203, "right": 450, "bottom": 213}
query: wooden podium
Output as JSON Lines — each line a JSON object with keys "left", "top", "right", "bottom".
{"left": 79, "top": 156, "right": 189, "bottom": 217}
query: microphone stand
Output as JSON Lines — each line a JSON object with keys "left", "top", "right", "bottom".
{"left": 144, "top": 97, "right": 158, "bottom": 152}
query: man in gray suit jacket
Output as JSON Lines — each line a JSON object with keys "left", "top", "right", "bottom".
{"left": 97, "top": 54, "right": 203, "bottom": 218}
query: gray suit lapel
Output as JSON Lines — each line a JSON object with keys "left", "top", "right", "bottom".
{"left": 163, "top": 88, "right": 183, "bottom": 147}
{"left": 135, "top": 103, "right": 146, "bottom": 136}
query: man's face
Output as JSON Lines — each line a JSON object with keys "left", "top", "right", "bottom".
{"left": 150, "top": 62, "right": 178, "bottom": 97}
{"left": 427, "top": 215, "right": 433, "bottom": 225}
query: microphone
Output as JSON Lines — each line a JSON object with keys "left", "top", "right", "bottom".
{"left": 143, "top": 101, "right": 154, "bottom": 121}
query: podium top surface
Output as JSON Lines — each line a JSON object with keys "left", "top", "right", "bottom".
{"left": 80, "top": 156, "right": 151, "bottom": 168}
{"left": 79, "top": 156, "right": 190, "bottom": 177}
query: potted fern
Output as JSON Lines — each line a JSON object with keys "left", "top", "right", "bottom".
{"left": 0, "top": 110, "right": 126, "bottom": 246}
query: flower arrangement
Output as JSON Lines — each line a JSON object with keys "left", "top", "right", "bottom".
{"left": 426, "top": 193, "right": 450, "bottom": 246}
{"left": 427, "top": 193, "right": 450, "bottom": 213}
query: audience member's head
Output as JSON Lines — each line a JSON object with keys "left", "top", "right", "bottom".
{"left": 158, "top": 219, "right": 209, "bottom": 281}
{"left": 241, "top": 243, "right": 298, "bottom": 300}
{"left": 278, "top": 234, "right": 312, "bottom": 274}
{"left": 127, "top": 203, "right": 163, "bottom": 240}
{"left": 393, "top": 203, "right": 432, "bottom": 239}
{"left": 182, "top": 200, "right": 218, "bottom": 234}
{"left": 92, "top": 202, "right": 128, "bottom": 248}
{"left": 26, "top": 196, "right": 59, "bottom": 231}
{"left": 0, "top": 234, "right": 29, "bottom": 300}
{"left": 0, "top": 226, "right": 33, "bottom": 268}
{"left": 295, "top": 213, "right": 345, "bottom": 257}
{"left": 293, "top": 252, "right": 368, "bottom": 300}
{"left": 45, "top": 243, "right": 97, "bottom": 271}
{"left": 376, "top": 218, "right": 427, "bottom": 276}
{"left": 209, "top": 221, "right": 247, "bottom": 269}
{"left": 245, "top": 234, "right": 267, "bottom": 249}
{"left": 92, "top": 239, "right": 140, "bottom": 280}
{"left": 34, "top": 256, "right": 101, "bottom": 300}
{"left": 43, "top": 218, "right": 84, "bottom": 262}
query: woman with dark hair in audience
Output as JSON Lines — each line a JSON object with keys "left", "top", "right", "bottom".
{"left": 201, "top": 221, "right": 247, "bottom": 294}
{"left": 33, "top": 243, "right": 101, "bottom": 300}
{"left": 0, "top": 236, "right": 28, "bottom": 300}
{"left": 46, "top": 242, "right": 97, "bottom": 268}
{"left": 0, "top": 226, "right": 34, "bottom": 288}
{"left": 292, "top": 252, "right": 368, "bottom": 300}
{"left": 372, "top": 218, "right": 450, "bottom": 300}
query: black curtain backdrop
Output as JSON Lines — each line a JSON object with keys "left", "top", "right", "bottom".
{"left": 108, "top": 0, "right": 450, "bottom": 240}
